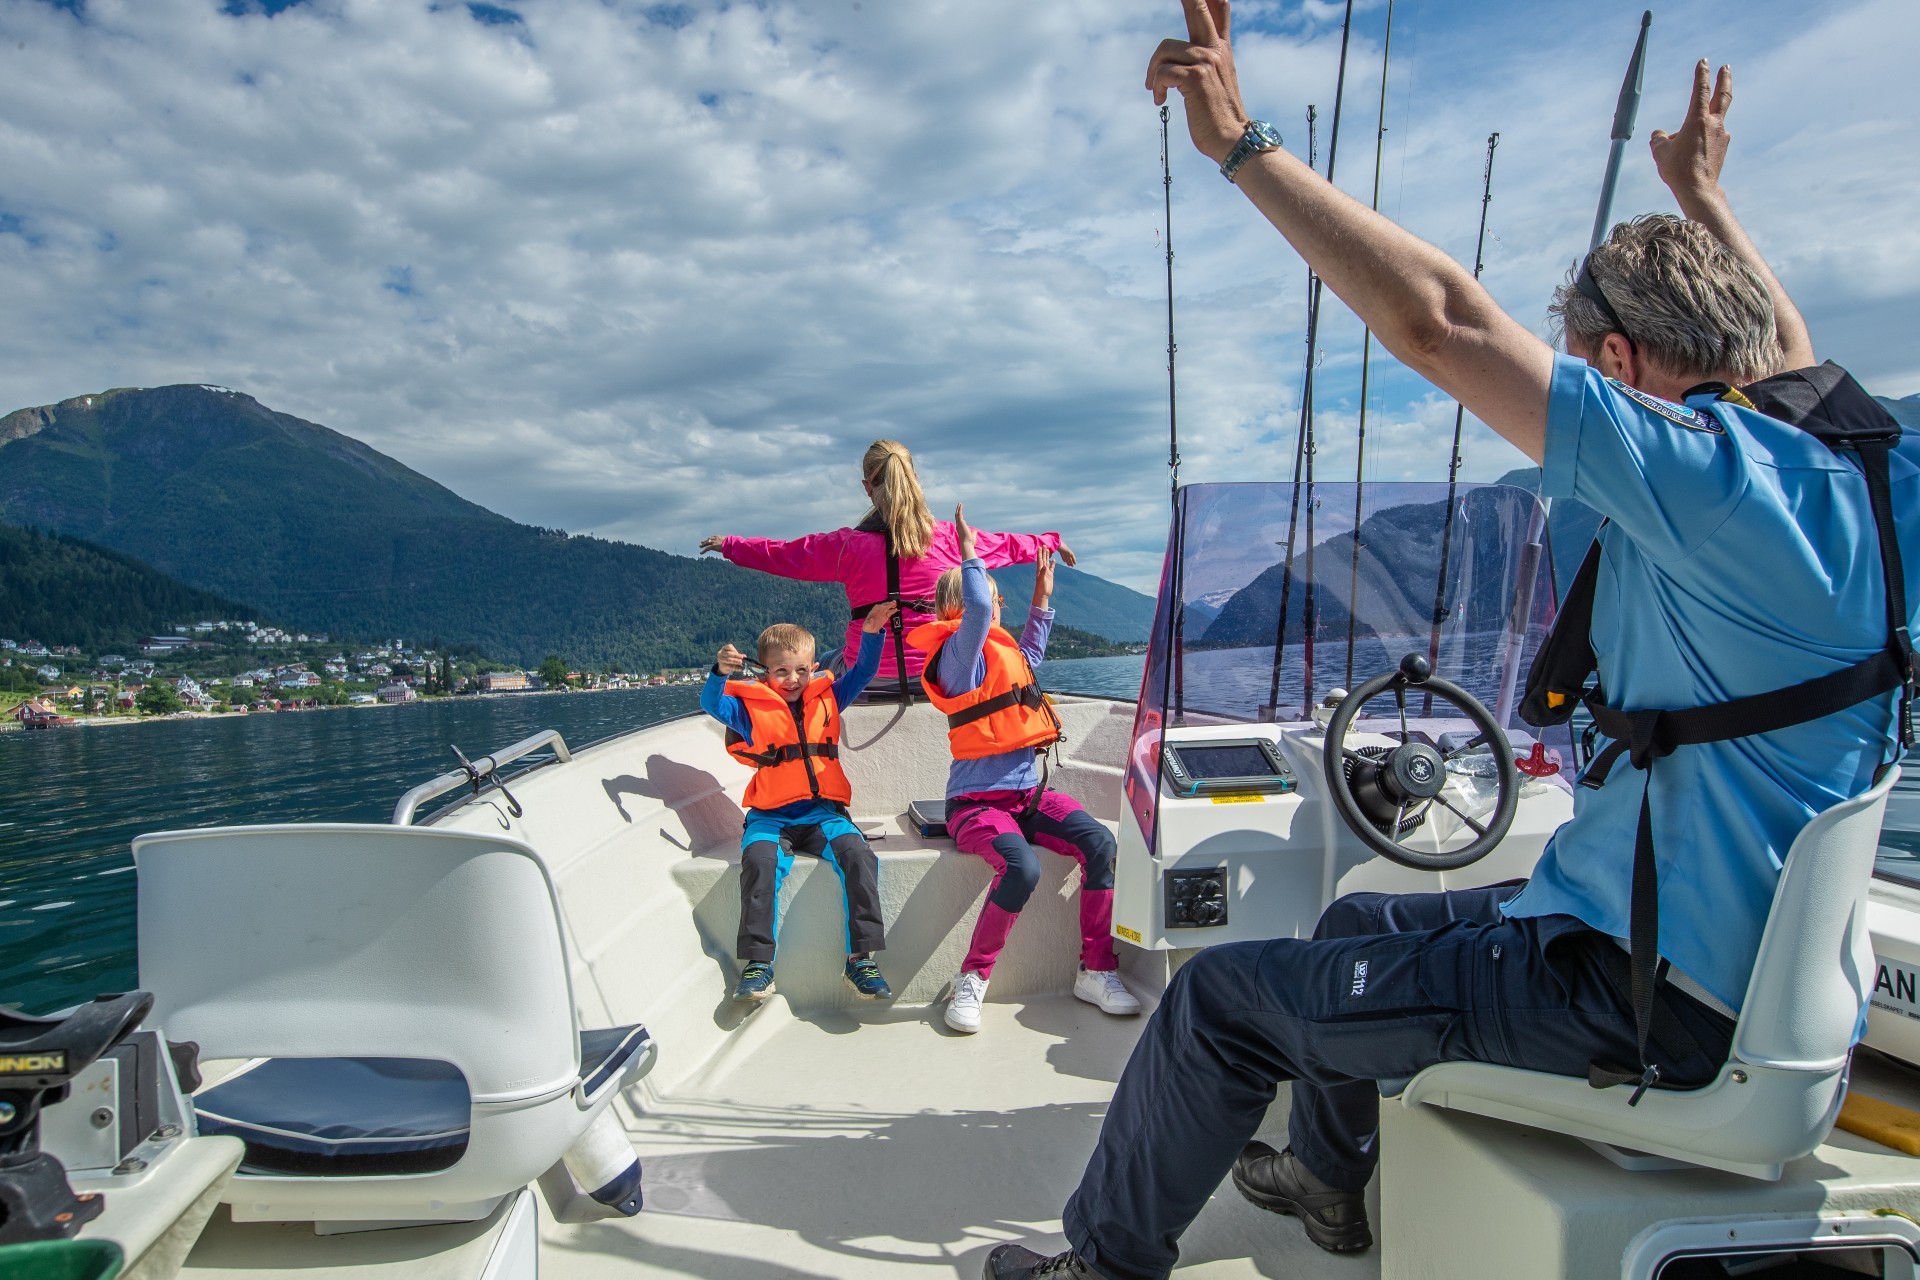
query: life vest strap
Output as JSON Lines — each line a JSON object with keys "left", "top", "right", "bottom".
{"left": 1579, "top": 646, "right": 1907, "bottom": 788}
{"left": 731, "top": 741, "right": 842, "bottom": 770}
{"left": 945, "top": 682, "right": 1047, "bottom": 731}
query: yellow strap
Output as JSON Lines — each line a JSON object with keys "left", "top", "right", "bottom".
{"left": 1547, "top": 691, "right": 1569, "bottom": 709}
{"left": 1836, "top": 1089, "right": 1920, "bottom": 1157}
{"left": 1717, "top": 385, "right": 1758, "bottom": 410}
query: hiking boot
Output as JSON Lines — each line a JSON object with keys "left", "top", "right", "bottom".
{"left": 1231, "top": 1141, "right": 1372, "bottom": 1254}
{"left": 1073, "top": 966, "right": 1141, "bottom": 1016}
{"left": 945, "top": 970, "right": 989, "bottom": 1034}
{"left": 983, "top": 1245, "right": 1102, "bottom": 1278}
{"left": 845, "top": 955, "right": 893, "bottom": 1001}
{"left": 732, "top": 961, "right": 775, "bottom": 1003}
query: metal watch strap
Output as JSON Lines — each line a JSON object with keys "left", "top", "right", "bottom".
{"left": 1219, "top": 119, "right": 1283, "bottom": 183}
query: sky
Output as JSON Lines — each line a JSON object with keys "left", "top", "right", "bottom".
{"left": 0, "top": 0, "right": 1915, "bottom": 592}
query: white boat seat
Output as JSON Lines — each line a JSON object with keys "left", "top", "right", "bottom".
{"left": 134, "top": 823, "right": 657, "bottom": 1226}
{"left": 195, "top": 1025, "right": 651, "bottom": 1179}
{"left": 1389, "top": 768, "right": 1900, "bottom": 1181}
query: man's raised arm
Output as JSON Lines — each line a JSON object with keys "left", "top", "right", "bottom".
{"left": 1649, "top": 61, "right": 1815, "bottom": 373}
{"left": 1149, "top": 0, "right": 1554, "bottom": 463}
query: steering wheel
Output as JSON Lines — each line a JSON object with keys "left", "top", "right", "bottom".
{"left": 1320, "top": 653, "right": 1520, "bottom": 871}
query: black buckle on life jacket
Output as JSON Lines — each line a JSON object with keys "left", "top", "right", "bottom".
{"left": 945, "top": 682, "right": 1046, "bottom": 730}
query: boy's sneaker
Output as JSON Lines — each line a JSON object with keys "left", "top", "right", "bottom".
{"left": 945, "top": 970, "right": 989, "bottom": 1034}
{"left": 845, "top": 955, "right": 893, "bottom": 1001}
{"left": 1231, "top": 1140, "right": 1373, "bottom": 1254}
{"left": 732, "top": 962, "right": 776, "bottom": 1003}
{"left": 983, "top": 1244, "right": 1102, "bottom": 1278}
{"left": 1073, "top": 966, "right": 1141, "bottom": 1016}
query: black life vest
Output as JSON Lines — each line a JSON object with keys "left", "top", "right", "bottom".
{"left": 1518, "top": 361, "right": 1915, "bottom": 1102}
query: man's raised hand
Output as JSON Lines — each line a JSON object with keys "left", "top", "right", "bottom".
{"left": 1146, "top": 0, "right": 1248, "bottom": 165}
{"left": 1650, "top": 61, "right": 1733, "bottom": 201}
{"left": 954, "top": 503, "right": 977, "bottom": 561}
{"left": 699, "top": 535, "right": 727, "bottom": 555}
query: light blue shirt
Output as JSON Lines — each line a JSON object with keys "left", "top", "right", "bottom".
{"left": 926, "top": 558, "right": 1055, "bottom": 799}
{"left": 1502, "top": 355, "right": 1920, "bottom": 1011}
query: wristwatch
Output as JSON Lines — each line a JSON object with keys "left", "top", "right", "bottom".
{"left": 1219, "top": 119, "right": 1284, "bottom": 184}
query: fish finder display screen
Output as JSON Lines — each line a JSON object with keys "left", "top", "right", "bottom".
{"left": 1161, "top": 738, "right": 1296, "bottom": 795}
{"left": 1177, "top": 745, "right": 1275, "bottom": 780}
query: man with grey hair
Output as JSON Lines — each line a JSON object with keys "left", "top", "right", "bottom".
{"left": 987, "top": 5, "right": 1918, "bottom": 1279}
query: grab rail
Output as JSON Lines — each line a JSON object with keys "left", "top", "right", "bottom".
{"left": 392, "top": 729, "right": 573, "bottom": 826}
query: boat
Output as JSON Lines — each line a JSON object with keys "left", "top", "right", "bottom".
{"left": 6, "top": 475, "right": 1919, "bottom": 1280}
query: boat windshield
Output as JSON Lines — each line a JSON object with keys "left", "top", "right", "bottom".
{"left": 1125, "top": 481, "right": 1572, "bottom": 844}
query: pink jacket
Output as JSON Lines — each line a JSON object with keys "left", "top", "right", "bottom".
{"left": 722, "top": 521, "right": 1062, "bottom": 677}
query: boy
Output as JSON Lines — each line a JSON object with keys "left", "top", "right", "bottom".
{"left": 702, "top": 603, "right": 897, "bottom": 1003}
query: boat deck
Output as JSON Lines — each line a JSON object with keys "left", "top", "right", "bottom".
{"left": 183, "top": 992, "right": 1346, "bottom": 1279}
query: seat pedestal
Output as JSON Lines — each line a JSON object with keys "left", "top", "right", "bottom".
{"left": 1381, "top": 1098, "right": 1920, "bottom": 1280}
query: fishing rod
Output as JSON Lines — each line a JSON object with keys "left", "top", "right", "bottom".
{"left": 1299, "top": 0, "right": 1356, "bottom": 719}
{"left": 1422, "top": 131, "right": 1499, "bottom": 716}
{"left": 1267, "top": 0, "right": 1357, "bottom": 719}
{"left": 1266, "top": 104, "right": 1320, "bottom": 719}
{"left": 1161, "top": 104, "right": 1180, "bottom": 508}
{"left": 1344, "top": 0, "right": 1396, "bottom": 690}
{"left": 1491, "top": 11, "right": 1652, "bottom": 734}
{"left": 1590, "top": 10, "right": 1652, "bottom": 253}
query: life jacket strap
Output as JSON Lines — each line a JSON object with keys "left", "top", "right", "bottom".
{"left": 945, "top": 682, "right": 1047, "bottom": 730}
{"left": 732, "top": 741, "right": 842, "bottom": 769}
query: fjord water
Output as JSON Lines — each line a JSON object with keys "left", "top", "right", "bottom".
{"left": 0, "top": 659, "right": 1145, "bottom": 1015}
{"left": 8, "top": 654, "right": 1909, "bottom": 1018}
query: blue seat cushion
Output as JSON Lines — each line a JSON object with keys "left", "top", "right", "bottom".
{"left": 578, "top": 1024, "right": 651, "bottom": 1097}
{"left": 195, "top": 1026, "right": 651, "bottom": 1178}
{"left": 197, "top": 1057, "right": 472, "bottom": 1177}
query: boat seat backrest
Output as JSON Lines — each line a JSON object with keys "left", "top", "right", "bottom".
{"left": 1731, "top": 768, "right": 1892, "bottom": 1071}
{"left": 135, "top": 824, "right": 578, "bottom": 1104}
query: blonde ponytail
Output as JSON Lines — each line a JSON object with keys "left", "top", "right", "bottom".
{"left": 861, "top": 439, "right": 935, "bottom": 559}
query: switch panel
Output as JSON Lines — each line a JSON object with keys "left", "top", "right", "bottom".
{"left": 1165, "top": 868, "right": 1229, "bottom": 930}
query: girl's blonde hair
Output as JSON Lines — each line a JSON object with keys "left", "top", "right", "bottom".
{"left": 861, "top": 439, "right": 934, "bottom": 559}
{"left": 935, "top": 566, "right": 995, "bottom": 621}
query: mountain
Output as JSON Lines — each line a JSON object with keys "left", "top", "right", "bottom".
{"left": 1198, "top": 485, "right": 1550, "bottom": 651}
{"left": 0, "top": 524, "right": 257, "bottom": 652}
{"left": 1876, "top": 395, "right": 1920, "bottom": 432}
{"left": 0, "top": 386, "right": 1150, "bottom": 667}
{"left": 1495, "top": 466, "right": 1601, "bottom": 600}
{"left": 991, "top": 562, "right": 1155, "bottom": 643}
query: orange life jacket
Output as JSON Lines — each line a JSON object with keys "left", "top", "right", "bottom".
{"left": 907, "top": 619, "right": 1061, "bottom": 760}
{"left": 723, "top": 677, "right": 853, "bottom": 810}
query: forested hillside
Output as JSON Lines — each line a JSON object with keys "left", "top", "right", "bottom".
{"left": 0, "top": 524, "right": 256, "bottom": 650}
{"left": 0, "top": 386, "right": 1151, "bottom": 669}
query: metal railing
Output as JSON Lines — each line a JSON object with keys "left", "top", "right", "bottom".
{"left": 392, "top": 729, "right": 573, "bottom": 826}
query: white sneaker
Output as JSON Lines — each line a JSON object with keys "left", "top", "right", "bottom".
{"left": 945, "top": 970, "right": 989, "bottom": 1034}
{"left": 1075, "top": 967, "right": 1141, "bottom": 1016}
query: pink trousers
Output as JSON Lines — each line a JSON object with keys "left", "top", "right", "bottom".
{"left": 949, "top": 788, "right": 1119, "bottom": 978}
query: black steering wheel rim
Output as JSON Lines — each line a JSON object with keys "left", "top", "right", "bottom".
{"left": 1320, "top": 663, "right": 1520, "bottom": 872}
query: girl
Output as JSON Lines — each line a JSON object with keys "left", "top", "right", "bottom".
{"left": 907, "top": 506, "right": 1139, "bottom": 1034}
{"left": 700, "top": 440, "right": 1073, "bottom": 688}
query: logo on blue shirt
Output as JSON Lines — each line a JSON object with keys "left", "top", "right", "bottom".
{"left": 1606, "top": 378, "right": 1724, "bottom": 434}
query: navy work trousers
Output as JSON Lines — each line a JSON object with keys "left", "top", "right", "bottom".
{"left": 1062, "top": 884, "right": 1736, "bottom": 1280}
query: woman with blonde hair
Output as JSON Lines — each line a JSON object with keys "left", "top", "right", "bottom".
{"left": 701, "top": 440, "right": 1074, "bottom": 690}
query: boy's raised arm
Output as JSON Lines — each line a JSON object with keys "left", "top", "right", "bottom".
{"left": 701, "top": 644, "right": 753, "bottom": 737}
{"left": 833, "top": 604, "right": 894, "bottom": 706}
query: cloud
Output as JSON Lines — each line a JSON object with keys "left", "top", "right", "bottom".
{"left": 0, "top": 0, "right": 1913, "bottom": 592}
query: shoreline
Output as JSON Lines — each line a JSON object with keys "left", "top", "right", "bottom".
{"left": 5, "top": 682, "right": 706, "bottom": 733}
